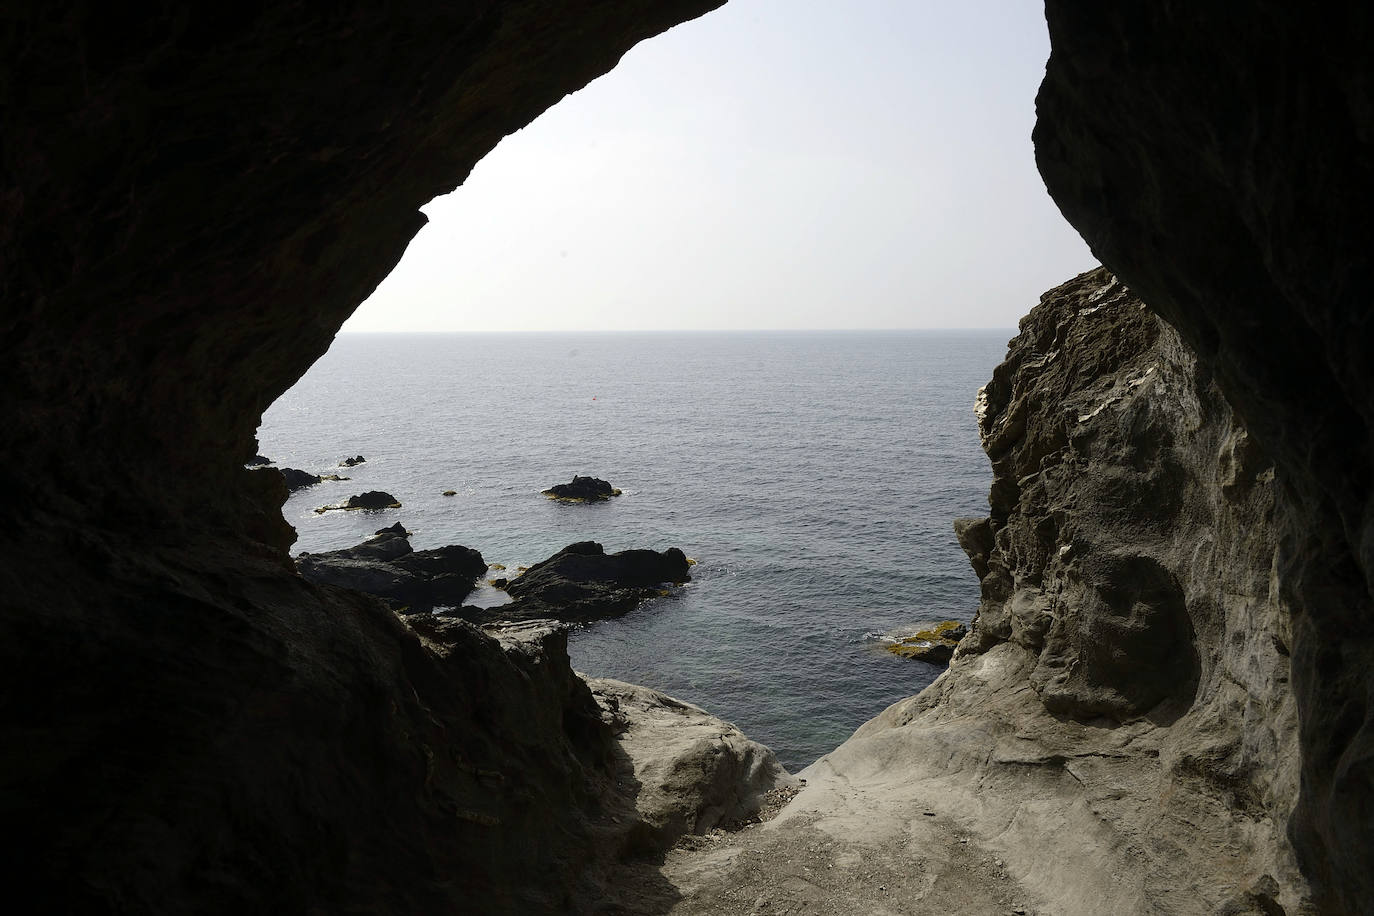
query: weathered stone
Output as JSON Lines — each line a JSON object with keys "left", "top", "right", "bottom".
{"left": 584, "top": 677, "right": 795, "bottom": 855}
{"left": 1036, "top": 8, "right": 1374, "bottom": 910}
{"left": 666, "top": 271, "right": 1311, "bottom": 915}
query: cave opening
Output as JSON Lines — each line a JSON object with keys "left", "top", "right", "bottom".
{"left": 255, "top": 0, "right": 1090, "bottom": 772}
{"left": 9, "top": 0, "right": 1368, "bottom": 911}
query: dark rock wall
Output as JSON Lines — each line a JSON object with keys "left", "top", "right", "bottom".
{"left": 1036, "top": 5, "right": 1374, "bottom": 911}
{"left": 0, "top": 3, "right": 720, "bottom": 912}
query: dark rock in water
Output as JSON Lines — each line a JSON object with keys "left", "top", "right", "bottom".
{"left": 297, "top": 525, "right": 485, "bottom": 611}
{"left": 340, "top": 455, "right": 366, "bottom": 467}
{"left": 313, "top": 491, "right": 400, "bottom": 514}
{"left": 245, "top": 454, "right": 271, "bottom": 467}
{"left": 345, "top": 490, "right": 398, "bottom": 509}
{"left": 279, "top": 467, "right": 322, "bottom": 492}
{"left": 542, "top": 475, "right": 621, "bottom": 502}
{"left": 491, "top": 577, "right": 509, "bottom": 590}
{"left": 442, "top": 490, "right": 457, "bottom": 497}
{"left": 482, "top": 541, "right": 689, "bottom": 623}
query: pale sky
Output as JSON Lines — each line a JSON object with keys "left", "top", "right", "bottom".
{"left": 342, "top": 0, "right": 1094, "bottom": 333}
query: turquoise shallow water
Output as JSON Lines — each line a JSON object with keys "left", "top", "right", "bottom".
{"left": 258, "top": 330, "right": 1009, "bottom": 771}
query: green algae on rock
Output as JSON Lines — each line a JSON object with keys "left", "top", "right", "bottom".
{"left": 884, "top": 621, "right": 968, "bottom": 664}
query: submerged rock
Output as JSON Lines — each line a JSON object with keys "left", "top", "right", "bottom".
{"left": 340, "top": 454, "right": 366, "bottom": 467}
{"left": 296, "top": 524, "right": 486, "bottom": 612}
{"left": 542, "top": 475, "right": 621, "bottom": 502}
{"left": 478, "top": 541, "right": 689, "bottom": 624}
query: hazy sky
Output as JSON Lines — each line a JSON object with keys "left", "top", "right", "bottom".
{"left": 342, "top": 0, "right": 1094, "bottom": 333}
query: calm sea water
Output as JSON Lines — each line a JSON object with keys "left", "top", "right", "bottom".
{"left": 257, "top": 331, "right": 1008, "bottom": 771}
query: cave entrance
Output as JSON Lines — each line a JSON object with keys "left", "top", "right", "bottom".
{"left": 257, "top": 0, "right": 1089, "bottom": 771}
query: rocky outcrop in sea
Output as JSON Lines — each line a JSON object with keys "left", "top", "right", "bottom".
{"left": 296, "top": 524, "right": 487, "bottom": 612}
{"left": 542, "top": 475, "right": 622, "bottom": 502}
{"left": 478, "top": 541, "right": 690, "bottom": 624}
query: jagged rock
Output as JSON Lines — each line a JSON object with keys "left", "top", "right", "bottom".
{"left": 340, "top": 455, "right": 366, "bottom": 467}
{"left": 279, "top": 467, "right": 322, "bottom": 492}
{"left": 666, "top": 270, "right": 1312, "bottom": 915}
{"left": 479, "top": 542, "right": 690, "bottom": 623}
{"left": 542, "top": 475, "right": 621, "bottom": 501}
{"left": 297, "top": 524, "right": 486, "bottom": 611}
{"left": 1036, "top": 7, "right": 1374, "bottom": 907}
{"left": 584, "top": 676, "right": 795, "bottom": 855}
{"left": 245, "top": 454, "right": 271, "bottom": 467}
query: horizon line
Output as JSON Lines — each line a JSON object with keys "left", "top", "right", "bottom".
{"left": 336, "top": 326, "right": 1018, "bottom": 334}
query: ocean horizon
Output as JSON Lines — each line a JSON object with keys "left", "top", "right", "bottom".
{"left": 259, "top": 329, "right": 1010, "bottom": 770}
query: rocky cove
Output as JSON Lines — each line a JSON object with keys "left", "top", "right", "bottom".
{"left": 2, "top": 4, "right": 1372, "bottom": 916}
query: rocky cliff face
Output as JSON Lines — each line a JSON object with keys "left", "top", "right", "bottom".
{"left": 1036, "top": 6, "right": 1374, "bottom": 910}
{"left": 947, "top": 268, "right": 1307, "bottom": 910}
{"left": 0, "top": 3, "right": 723, "bottom": 912}
{"left": 659, "top": 269, "right": 1310, "bottom": 915}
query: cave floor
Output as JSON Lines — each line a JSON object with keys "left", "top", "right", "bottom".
{"left": 605, "top": 769, "right": 1037, "bottom": 916}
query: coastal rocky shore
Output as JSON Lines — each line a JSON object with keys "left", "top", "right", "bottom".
{"left": 297, "top": 532, "right": 690, "bottom": 624}
{"left": 658, "top": 269, "right": 1308, "bottom": 914}
{"left": 6, "top": 4, "right": 1372, "bottom": 914}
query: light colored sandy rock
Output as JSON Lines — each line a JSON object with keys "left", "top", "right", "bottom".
{"left": 584, "top": 676, "right": 796, "bottom": 855}
{"left": 657, "top": 269, "right": 1313, "bottom": 916}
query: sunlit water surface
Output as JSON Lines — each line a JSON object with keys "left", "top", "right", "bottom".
{"left": 259, "top": 330, "right": 1008, "bottom": 770}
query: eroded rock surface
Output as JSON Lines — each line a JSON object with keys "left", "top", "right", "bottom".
{"left": 1036, "top": 7, "right": 1374, "bottom": 908}
{"left": 585, "top": 677, "right": 794, "bottom": 855}
{"left": 662, "top": 270, "right": 1311, "bottom": 915}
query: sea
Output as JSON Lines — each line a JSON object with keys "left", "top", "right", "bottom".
{"left": 257, "top": 330, "right": 1010, "bottom": 772}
